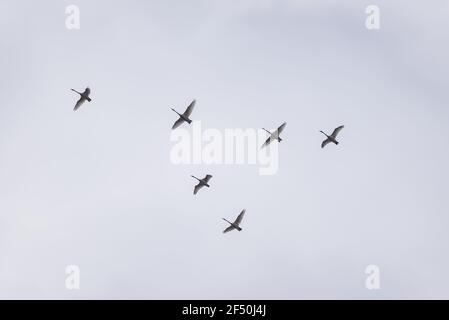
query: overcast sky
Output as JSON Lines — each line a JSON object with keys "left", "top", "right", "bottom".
{"left": 1, "top": 0, "right": 449, "bottom": 299}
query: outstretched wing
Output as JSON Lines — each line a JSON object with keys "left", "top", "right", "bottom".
{"left": 172, "top": 117, "right": 185, "bottom": 130}
{"left": 321, "top": 138, "right": 331, "bottom": 149}
{"left": 234, "top": 209, "right": 245, "bottom": 226}
{"left": 193, "top": 183, "right": 203, "bottom": 195}
{"left": 261, "top": 136, "right": 273, "bottom": 149}
{"left": 74, "top": 97, "right": 86, "bottom": 111}
{"left": 277, "top": 122, "right": 287, "bottom": 135}
{"left": 183, "top": 100, "right": 196, "bottom": 117}
{"left": 223, "top": 225, "right": 235, "bottom": 233}
{"left": 203, "top": 175, "right": 213, "bottom": 183}
{"left": 331, "top": 125, "right": 344, "bottom": 139}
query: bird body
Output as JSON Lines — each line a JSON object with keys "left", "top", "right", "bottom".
{"left": 261, "top": 122, "right": 287, "bottom": 148}
{"left": 223, "top": 209, "right": 245, "bottom": 233}
{"left": 320, "top": 125, "right": 344, "bottom": 148}
{"left": 223, "top": 219, "right": 242, "bottom": 231}
{"left": 191, "top": 174, "right": 212, "bottom": 195}
{"left": 172, "top": 100, "right": 196, "bottom": 129}
{"left": 71, "top": 87, "right": 91, "bottom": 111}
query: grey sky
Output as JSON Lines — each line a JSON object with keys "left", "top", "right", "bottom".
{"left": 1, "top": 0, "right": 449, "bottom": 299}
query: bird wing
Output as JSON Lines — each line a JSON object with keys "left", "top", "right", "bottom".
{"left": 223, "top": 225, "right": 235, "bottom": 233}
{"left": 321, "top": 138, "right": 331, "bottom": 148}
{"left": 234, "top": 209, "right": 245, "bottom": 226}
{"left": 172, "top": 117, "right": 185, "bottom": 130}
{"left": 331, "top": 125, "right": 344, "bottom": 138}
{"left": 183, "top": 100, "right": 196, "bottom": 117}
{"left": 203, "top": 175, "right": 213, "bottom": 183}
{"left": 261, "top": 136, "right": 273, "bottom": 149}
{"left": 74, "top": 97, "right": 86, "bottom": 111}
{"left": 83, "top": 87, "right": 91, "bottom": 96}
{"left": 277, "top": 122, "right": 287, "bottom": 135}
{"left": 193, "top": 183, "right": 203, "bottom": 195}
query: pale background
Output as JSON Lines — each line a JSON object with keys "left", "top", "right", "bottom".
{"left": 1, "top": 0, "right": 448, "bottom": 299}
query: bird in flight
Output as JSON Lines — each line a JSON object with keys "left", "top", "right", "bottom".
{"left": 222, "top": 209, "right": 245, "bottom": 233}
{"left": 171, "top": 100, "right": 196, "bottom": 129}
{"left": 71, "top": 87, "right": 92, "bottom": 111}
{"left": 320, "top": 125, "right": 344, "bottom": 148}
{"left": 191, "top": 174, "right": 213, "bottom": 195}
{"left": 261, "top": 122, "right": 287, "bottom": 148}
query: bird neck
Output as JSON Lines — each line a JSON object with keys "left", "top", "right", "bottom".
{"left": 262, "top": 128, "right": 272, "bottom": 134}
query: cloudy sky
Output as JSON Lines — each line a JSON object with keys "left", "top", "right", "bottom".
{"left": 1, "top": 0, "right": 449, "bottom": 299}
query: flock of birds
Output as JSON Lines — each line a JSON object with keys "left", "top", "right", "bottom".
{"left": 70, "top": 87, "right": 345, "bottom": 234}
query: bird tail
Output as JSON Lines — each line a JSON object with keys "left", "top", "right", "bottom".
{"left": 335, "top": 141, "right": 339, "bottom": 145}
{"left": 86, "top": 97, "right": 92, "bottom": 102}
{"left": 278, "top": 137, "right": 282, "bottom": 142}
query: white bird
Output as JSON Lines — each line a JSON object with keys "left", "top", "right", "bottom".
{"left": 261, "top": 122, "right": 287, "bottom": 148}
{"left": 191, "top": 174, "right": 213, "bottom": 195}
{"left": 171, "top": 100, "right": 195, "bottom": 129}
{"left": 71, "top": 87, "right": 91, "bottom": 111}
{"left": 222, "top": 209, "right": 245, "bottom": 233}
{"left": 320, "top": 125, "right": 344, "bottom": 148}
